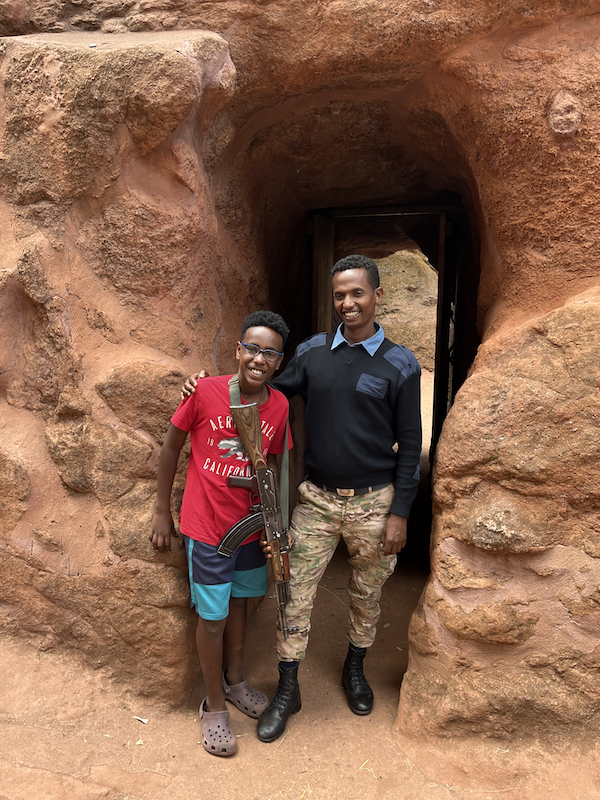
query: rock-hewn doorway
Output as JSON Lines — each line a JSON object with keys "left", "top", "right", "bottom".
{"left": 309, "top": 201, "right": 479, "bottom": 564}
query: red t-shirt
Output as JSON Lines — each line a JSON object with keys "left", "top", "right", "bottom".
{"left": 171, "top": 374, "right": 291, "bottom": 546}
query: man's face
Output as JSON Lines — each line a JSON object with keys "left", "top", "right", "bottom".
{"left": 332, "top": 268, "right": 383, "bottom": 342}
{"left": 236, "top": 326, "right": 283, "bottom": 392}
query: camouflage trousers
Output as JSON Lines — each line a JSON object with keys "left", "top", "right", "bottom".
{"left": 276, "top": 480, "right": 397, "bottom": 661}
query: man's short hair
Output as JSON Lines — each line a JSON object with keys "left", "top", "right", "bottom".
{"left": 241, "top": 310, "right": 290, "bottom": 349}
{"left": 331, "top": 255, "right": 380, "bottom": 290}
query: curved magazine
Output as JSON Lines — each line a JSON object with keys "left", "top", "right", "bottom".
{"left": 217, "top": 511, "right": 264, "bottom": 557}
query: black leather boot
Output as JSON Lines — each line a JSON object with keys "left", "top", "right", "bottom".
{"left": 342, "top": 644, "right": 373, "bottom": 715}
{"left": 257, "top": 663, "right": 301, "bottom": 743}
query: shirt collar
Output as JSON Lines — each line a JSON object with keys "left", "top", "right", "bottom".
{"left": 331, "top": 321, "right": 385, "bottom": 355}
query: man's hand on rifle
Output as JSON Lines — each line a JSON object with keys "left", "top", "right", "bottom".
{"left": 260, "top": 531, "right": 293, "bottom": 558}
{"left": 150, "top": 510, "right": 178, "bottom": 552}
{"left": 181, "top": 371, "right": 208, "bottom": 400}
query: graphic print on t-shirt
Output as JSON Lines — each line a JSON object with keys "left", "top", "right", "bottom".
{"left": 200, "top": 416, "right": 278, "bottom": 479}
{"left": 217, "top": 437, "right": 248, "bottom": 460}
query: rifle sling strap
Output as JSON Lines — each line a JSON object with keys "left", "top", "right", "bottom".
{"left": 228, "top": 375, "right": 290, "bottom": 529}
{"left": 228, "top": 374, "right": 243, "bottom": 407}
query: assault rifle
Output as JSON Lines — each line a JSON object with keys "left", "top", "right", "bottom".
{"left": 217, "top": 380, "right": 298, "bottom": 640}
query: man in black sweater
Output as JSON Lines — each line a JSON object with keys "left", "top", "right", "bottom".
{"left": 183, "top": 255, "right": 422, "bottom": 741}
{"left": 257, "top": 254, "right": 422, "bottom": 741}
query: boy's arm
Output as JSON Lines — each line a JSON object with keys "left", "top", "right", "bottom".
{"left": 150, "top": 423, "right": 188, "bottom": 552}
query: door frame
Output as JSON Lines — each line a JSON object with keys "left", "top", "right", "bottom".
{"left": 310, "top": 204, "right": 470, "bottom": 458}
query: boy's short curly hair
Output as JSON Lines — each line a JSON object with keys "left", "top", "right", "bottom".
{"left": 241, "top": 310, "right": 290, "bottom": 349}
{"left": 331, "top": 254, "right": 380, "bottom": 290}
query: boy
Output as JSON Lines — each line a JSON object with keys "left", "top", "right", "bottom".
{"left": 150, "top": 310, "right": 291, "bottom": 757}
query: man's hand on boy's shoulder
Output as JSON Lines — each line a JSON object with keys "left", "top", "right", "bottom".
{"left": 150, "top": 510, "right": 178, "bottom": 552}
{"left": 181, "top": 370, "right": 208, "bottom": 400}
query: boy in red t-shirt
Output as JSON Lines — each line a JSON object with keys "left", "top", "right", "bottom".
{"left": 150, "top": 310, "right": 291, "bottom": 757}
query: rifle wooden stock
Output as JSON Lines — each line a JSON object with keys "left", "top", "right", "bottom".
{"left": 230, "top": 402, "right": 267, "bottom": 470}
{"left": 267, "top": 527, "right": 284, "bottom": 583}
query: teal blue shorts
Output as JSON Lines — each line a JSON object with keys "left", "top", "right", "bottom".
{"left": 183, "top": 536, "right": 268, "bottom": 621}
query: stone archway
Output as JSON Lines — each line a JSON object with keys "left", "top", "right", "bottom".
{"left": 1, "top": 4, "right": 600, "bottom": 763}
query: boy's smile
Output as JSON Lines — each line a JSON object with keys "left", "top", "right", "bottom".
{"left": 236, "top": 325, "right": 284, "bottom": 401}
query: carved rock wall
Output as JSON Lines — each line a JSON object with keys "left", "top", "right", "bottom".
{"left": 394, "top": 17, "right": 600, "bottom": 749}
{"left": 1, "top": 3, "right": 600, "bottom": 742}
{"left": 0, "top": 30, "right": 257, "bottom": 703}
{"left": 376, "top": 249, "right": 438, "bottom": 372}
{"left": 398, "top": 289, "right": 600, "bottom": 748}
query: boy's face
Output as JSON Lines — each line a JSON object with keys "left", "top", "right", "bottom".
{"left": 236, "top": 326, "right": 284, "bottom": 393}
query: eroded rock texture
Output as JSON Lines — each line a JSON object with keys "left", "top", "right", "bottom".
{"left": 1, "top": 3, "right": 600, "bottom": 745}
{"left": 377, "top": 249, "right": 438, "bottom": 372}
{"left": 0, "top": 30, "right": 244, "bottom": 703}
{"left": 398, "top": 289, "right": 600, "bottom": 746}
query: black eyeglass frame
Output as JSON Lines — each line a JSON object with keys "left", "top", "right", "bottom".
{"left": 239, "top": 341, "right": 283, "bottom": 362}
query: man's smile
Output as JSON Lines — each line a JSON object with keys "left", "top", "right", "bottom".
{"left": 332, "top": 267, "right": 383, "bottom": 343}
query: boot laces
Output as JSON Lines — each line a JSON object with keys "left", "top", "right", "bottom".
{"left": 346, "top": 659, "right": 370, "bottom": 690}
{"left": 267, "top": 674, "right": 297, "bottom": 713}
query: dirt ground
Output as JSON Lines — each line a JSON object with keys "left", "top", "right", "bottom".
{"left": 3, "top": 549, "right": 599, "bottom": 800}
{"left": 0, "top": 550, "right": 448, "bottom": 800}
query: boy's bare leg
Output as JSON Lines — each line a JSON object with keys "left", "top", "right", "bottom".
{"left": 196, "top": 617, "right": 227, "bottom": 711}
{"left": 223, "top": 596, "right": 247, "bottom": 685}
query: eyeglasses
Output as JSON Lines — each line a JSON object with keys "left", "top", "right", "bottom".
{"left": 239, "top": 341, "right": 283, "bottom": 362}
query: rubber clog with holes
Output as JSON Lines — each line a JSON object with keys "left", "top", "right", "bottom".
{"left": 199, "top": 698, "right": 238, "bottom": 757}
{"left": 222, "top": 673, "right": 268, "bottom": 719}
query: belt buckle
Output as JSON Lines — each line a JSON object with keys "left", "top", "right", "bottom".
{"left": 336, "top": 488, "right": 354, "bottom": 497}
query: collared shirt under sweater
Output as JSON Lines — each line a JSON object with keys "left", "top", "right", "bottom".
{"left": 271, "top": 323, "right": 422, "bottom": 518}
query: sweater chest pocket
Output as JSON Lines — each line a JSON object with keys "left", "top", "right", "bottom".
{"left": 356, "top": 373, "right": 389, "bottom": 399}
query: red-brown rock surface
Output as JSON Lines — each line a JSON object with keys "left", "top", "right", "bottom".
{"left": 397, "top": 288, "right": 600, "bottom": 745}
{"left": 377, "top": 249, "right": 438, "bottom": 371}
{"left": 0, "top": 29, "right": 243, "bottom": 704}
{"left": 1, "top": 3, "right": 600, "bottom": 765}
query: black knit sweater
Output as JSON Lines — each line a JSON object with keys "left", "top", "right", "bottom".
{"left": 271, "top": 332, "right": 422, "bottom": 518}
